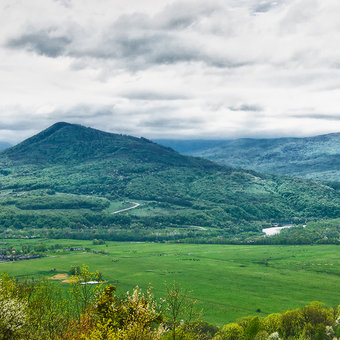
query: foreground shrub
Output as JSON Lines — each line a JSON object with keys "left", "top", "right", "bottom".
{"left": 262, "top": 313, "right": 282, "bottom": 335}
{"left": 1, "top": 269, "right": 340, "bottom": 340}
{"left": 0, "top": 275, "right": 27, "bottom": 339}
{"left": 0, "top": 274, "right": 72, "bottom": 340}
{"left": 214, "top": 323, "right": 244, "bottom": 340}
{"left": 77, "top": 285, "right": 165, "bottom": 340}
{"left": 162, "top": 321, "right": 218, "bottom": 340}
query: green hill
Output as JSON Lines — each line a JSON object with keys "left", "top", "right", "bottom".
{"left": 0, "top": 123, "right": 339, "bottom": 241}
{"left": 3, "top": 122, "right": 217, "bottom": 168}
{"left": 156, "top": 133, "right": 340, "bottom": 182}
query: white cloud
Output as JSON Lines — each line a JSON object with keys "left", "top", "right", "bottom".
{"left": 0, "top": 0, "right": 340, "bottom": 143}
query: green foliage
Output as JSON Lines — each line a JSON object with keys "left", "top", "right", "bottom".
{"left": 244, "top": 316, "right": 262, "bottom": 339}
{"left": 301, "top": 301, "right": 334, "bottom": 328}
{"left": 253, "top": 330, "right": 269, "bottom": 339}
{"left": 215, "top": 323, "right": 244, "bottom": 339}
{"left": 216, "top": 302, "right": 338, "bottom": 340}
{"left": 23, "top": 279, "right": 72, "bottom": 339}
{"left": 0, "top": 274, "right": 28, "bottom": 339}
{"left": 280, "top": 308, "right": 304, "bottom": 338}
{"left": 174, "top": 321, "right": 219, "bottom": 340}
{"left": 93, "top": 238, "right": 106, "bottom": 245}
{"left": 258, "top": 218, "right": 340, "bottom": 245}
{"left": 11, "top": 194, "right": 110, "bottom": 211}
{"left": 0, "top": 273, "right": 72, "bottom": 339}
{"left": 70, "top": 264, "right": 103, "bottom": 317}
{"left": 83, "top": 285, "right": 164, "bottom": 340}
{"left": 163, "top": 282, "right": 200, "bottom": 340}
{"left": 1, "top": 267, "right": 340, "bottom": 339}
{"left": 262, "top": 313, "right": 282, "bottom": 335}
{"left": 69, "top": 265, "right": 81, "bottom": 275}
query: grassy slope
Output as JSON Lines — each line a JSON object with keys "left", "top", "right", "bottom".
{"left": 155, "top": 133, "right": 340, "bottom": 182}
{"left": 1, "top": 240, "right": 340, "bottom": 326}
{"left": 0, "top": 123, "right": 339, "bottom": 235}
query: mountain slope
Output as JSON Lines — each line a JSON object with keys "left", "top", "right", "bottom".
{"left": 155, "top": 133, "right": 340, "bottom": 182}
{"left": 0, "top": 123, "right": 339, "bottom": 240}
{"left": 3, "top": 122, "right": 218, "bottom": 169}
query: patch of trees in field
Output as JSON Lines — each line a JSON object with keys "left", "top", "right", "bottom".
{"left": 0, "top": 210, "right": 339, "bottom": 245}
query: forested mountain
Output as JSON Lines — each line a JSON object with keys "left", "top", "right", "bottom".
{"left": 0, "top": 123, "right": 339, "bottom": 241}
{"left": 156, "top": 133, "right": 340, "bottom": 182}
{"left": 2, "top": 122, "right": 213, "bottom": 168}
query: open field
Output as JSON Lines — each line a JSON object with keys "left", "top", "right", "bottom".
{"left": 0, "top": 239, "right": 339, "bottom": 326}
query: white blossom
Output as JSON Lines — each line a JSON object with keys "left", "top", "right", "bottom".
{"left": 0, "top": 296, "right": 27, "bottom": 332}
{"left": 268, "top": 332, "right": 281, "bottom": 340}
{"left": 325, "top": 325, "right": 334, "bottom": 338}
{"left": 335, "top": 316, "right": 340, "bottom": 326}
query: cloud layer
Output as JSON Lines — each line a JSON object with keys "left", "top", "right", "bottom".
{"left": 1, "top": 0, "right": 340, "bottom": 143}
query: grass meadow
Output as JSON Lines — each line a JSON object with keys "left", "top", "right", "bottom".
{"left": 0, "top": 239, "right": 339, "bottom": 326}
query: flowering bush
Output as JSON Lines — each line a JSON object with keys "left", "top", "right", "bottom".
{"left": 0, "top": 276, "right": 27, "bottom": 339}
{"left": 268, "top": 332, "right": 281, "bottom": 340}
{"left": 80, "top": 285, "right": 165, "bottom": 340}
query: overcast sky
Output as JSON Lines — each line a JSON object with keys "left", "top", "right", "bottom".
{"left": 1, "top": 0, "right": 340, "bottom": 143}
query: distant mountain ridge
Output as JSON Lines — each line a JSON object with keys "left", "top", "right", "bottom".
{"left": 155, "top": 132, "right": 340, "bottom": 182}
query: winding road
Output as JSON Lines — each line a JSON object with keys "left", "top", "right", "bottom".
{"left": 111, "top": 202, "right": 140, "bottom": 214}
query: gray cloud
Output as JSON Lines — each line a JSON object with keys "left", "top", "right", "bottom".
{"left": 1, "top": 0, "right": 340, "bottom": 142}
{"left": 49, "top": 106, "right": 114, "bottom": 120}
{"left": 77, "top": 26, "right": 247, "bottom": 70}
{"left": 139, "top": 117, "right": 204, "bottom": 129}
{"left": 0, "top": 121, "right": 41, "bottom": 131}
{"left": 53, "top": 0, "right": 72, "bottom": 7}
{"left": 7, "top": 30, "right": 71, "bottom": 57}
{"left": 252, "top": 1, "right": 284, "bottom": 13}
{"left": 254, "top": 3, "right": 273, "bottom": 12}
{"left": 0, "top": 106, "right": 114, "bottom": 137}
{"left": 5, "top": 2, "right": 250, "bottom": 70}
{"left": 229, "top": 104, "right": 263, "bottom": 112}
{"left": 290, "top": 114, "right": 340, "bottom": 121}
{"left": 122, "top": 90, "right": 188, "bottom": 101}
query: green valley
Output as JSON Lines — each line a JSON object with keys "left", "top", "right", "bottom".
{"left": 1, "top": 239, "right": 340, "bottom": 326}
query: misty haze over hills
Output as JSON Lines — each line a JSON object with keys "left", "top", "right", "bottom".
{"left": 156, "top": 132, "right": 340, "bottom": 182}
{"left": 0, "top": 142, "right": 11, "bottom": 151}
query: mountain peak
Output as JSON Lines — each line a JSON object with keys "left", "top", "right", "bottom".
{"left": 39, "top": 121, "right": 73, "bottom": 135}
{"left": 1, "top": 122, "right": 221, "bottom": 170}
{"left": 1, "top": 122, "right": 130, "bottom": 165}
{"left": 50, "top": 121, "right": 72, "bottom": 129}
